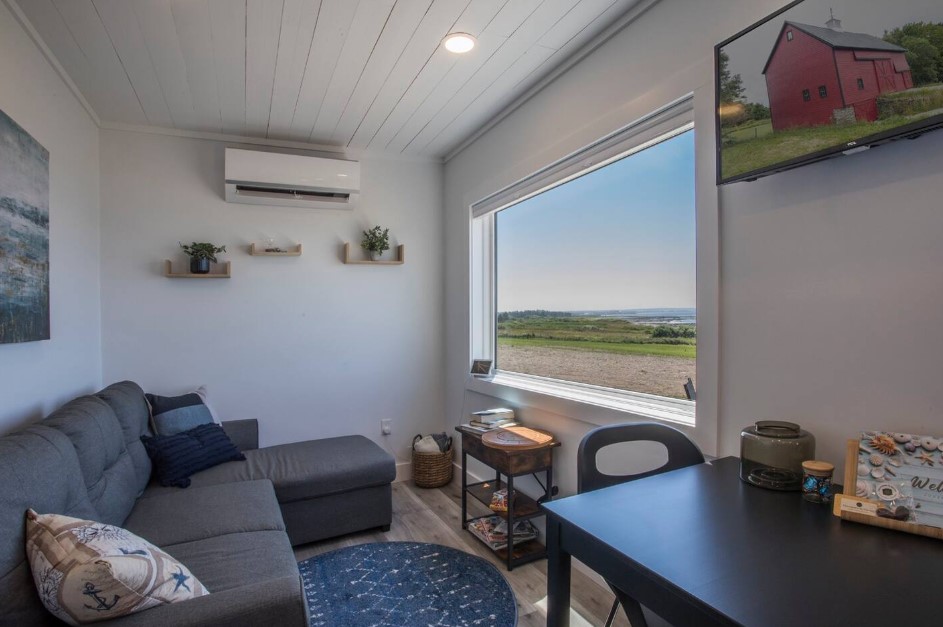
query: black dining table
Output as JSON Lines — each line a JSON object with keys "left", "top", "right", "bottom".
{"left": 543, "top": 456, "right": 943, "bottom": 627}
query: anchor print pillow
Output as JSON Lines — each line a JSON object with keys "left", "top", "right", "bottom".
{"left": 24, "top": 509, "right": 208, "bottom": 625}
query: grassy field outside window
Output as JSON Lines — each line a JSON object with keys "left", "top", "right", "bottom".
{"left": 494, "top": 131, "right": 696, "bottom": 400}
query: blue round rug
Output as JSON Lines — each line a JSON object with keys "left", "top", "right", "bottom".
{"left": 298, "top": 541, "right": 517, "bottom": 627}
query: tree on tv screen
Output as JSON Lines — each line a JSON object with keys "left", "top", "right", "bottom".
{"left": 884, "top": 22, "right": 943, "bottom": 85}
{"left": 718, "top": 52, "right": 770, "bottom": 129}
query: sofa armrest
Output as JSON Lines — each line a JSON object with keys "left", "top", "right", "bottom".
{"left": 107, "top": 575, "right": 306, "bottom": 627}
{"left": 221, "top": 419, "right": 259, "bottom": 451}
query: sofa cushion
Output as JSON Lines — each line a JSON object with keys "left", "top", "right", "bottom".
{"left": 142, "top": 423, "right": 246, "bottom": 488}
{"left": 87, "top": 573, "right": 306, "bottom": 627}
{"left": 25, "top": 509, "right": 208, "bottom": 625}
{"left": 163, "top": 531, "right": 299, "bottom": 594}
{"left": 96, "top": 381, "right": 153, "bottom": 495}
{"left": 0, "top": 425, "right": 100, "bottom": 627}
{"left": 125, "top": 480, "right": 285, "bottom": 547}
{"left": 43, "top": 396, "right": 140, "bottom": 526}
{"left": 143, "top": 435, "right": 396, "bottom": 503}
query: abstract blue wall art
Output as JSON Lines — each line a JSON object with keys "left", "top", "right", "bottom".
{"left": 0, "top": 109, "right": 50, "bottom": 344}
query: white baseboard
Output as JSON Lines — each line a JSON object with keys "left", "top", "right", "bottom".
{"left": 394, "top": 461, "right": 412, "bottom": 484}
{"left": 453, "top": 460, "right": 478, "bottom": 483}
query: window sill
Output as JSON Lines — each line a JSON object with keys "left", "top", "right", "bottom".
{"left": 466, "top": 370, "right": 695, "bottom": 428}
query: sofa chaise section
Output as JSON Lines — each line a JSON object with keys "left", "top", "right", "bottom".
{"left": 142, "top": 432, "right": 397, "bottom": 545}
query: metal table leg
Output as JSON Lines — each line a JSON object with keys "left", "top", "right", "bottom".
{"left": 461, "top": 450, "right": 468, "bottom": 529}
{"left": 546, "top": 516, "right": 571, "bottom": 627}
{"left": 506, "top": 473, "right": 515, "bottom": 571}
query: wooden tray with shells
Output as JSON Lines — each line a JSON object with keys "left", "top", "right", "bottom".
{"left": 833, "top": 433, "right": 943, "bottom": 540}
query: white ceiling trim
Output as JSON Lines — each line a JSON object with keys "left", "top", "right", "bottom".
{"left": 2, "top": 0, "right": 101, "bottom": 127}
{"left": 443, "top": 0, "right": 662, "bottom": 162}
{"left": 98, "top": 120, "right": 443, "bottom": 164}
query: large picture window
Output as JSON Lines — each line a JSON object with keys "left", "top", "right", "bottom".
{"left": 492, "top": 129, "right": 696, "bottom": 400}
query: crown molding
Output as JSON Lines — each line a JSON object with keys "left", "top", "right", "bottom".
{"left": 99, "top": 121, "right": 347, "bottom": 155}
{"left": 99, "top": 121, "right": 443, "bottom": 164}
{"left": 3, "top": 0, "right": 101, "bottom": 127}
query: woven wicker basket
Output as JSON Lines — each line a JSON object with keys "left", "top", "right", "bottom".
{"left": 412, "top": 437, "right": 454, "bottom": 488}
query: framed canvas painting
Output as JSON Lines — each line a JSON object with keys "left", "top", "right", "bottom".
{"left": 0, "top": 108, "right": 49, "bottom": 343}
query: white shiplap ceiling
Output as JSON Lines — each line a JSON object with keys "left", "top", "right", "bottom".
{"left": 11, "top": 0, "right": 641, "bottom": 159}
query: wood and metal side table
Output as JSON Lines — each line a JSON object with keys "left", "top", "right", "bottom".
{"left": 455, "top": 424, "right": 559, "bottom": 570}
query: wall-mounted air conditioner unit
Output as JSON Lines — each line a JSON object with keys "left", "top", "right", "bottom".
{"left": 224, "top": 148, "right": 360, "bottom": 209}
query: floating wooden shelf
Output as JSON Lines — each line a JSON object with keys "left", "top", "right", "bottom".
{"left": 249, "top": 243, "right": 302, "bottom": 256}
{"left": 343, "top": 242, "right": 404, "bottom": 265}
{"left": 164, "top": 260, "right": 231, "bottom": 278}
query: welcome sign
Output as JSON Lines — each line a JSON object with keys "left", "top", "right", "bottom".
{"left": 857, "top": 432, "right": 943, "bottom": 528}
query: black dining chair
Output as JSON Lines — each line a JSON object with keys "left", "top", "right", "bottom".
{"left": 577, "top": 422, "right": 705, "bottom": 627}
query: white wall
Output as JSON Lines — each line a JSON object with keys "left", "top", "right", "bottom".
{"left": 444, "top": 0, "right": 943, "bottom": 490}
{"left": 0, "top": 2, "right": 101, "bottom": 432}
{"left": 99, "top": 129, "right": 444, "bottom": 463}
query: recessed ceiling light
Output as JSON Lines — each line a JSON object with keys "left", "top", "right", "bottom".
{"left": 443, "top": 33, "right": 476, "bottom": 54}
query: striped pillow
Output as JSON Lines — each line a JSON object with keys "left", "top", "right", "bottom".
{"left": 145, "top": 390, "right": 216, "bottom": 436}
{"left": 141, "top": 423, "right": 245, "bottom": 488}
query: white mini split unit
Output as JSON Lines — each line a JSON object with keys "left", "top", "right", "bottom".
{"left": 224, "top": 148, "right": 360, "bottom": 209}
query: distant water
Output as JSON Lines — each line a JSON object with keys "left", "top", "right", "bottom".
{"left": 568, "top": 308, "right": 696, "bottom": 325}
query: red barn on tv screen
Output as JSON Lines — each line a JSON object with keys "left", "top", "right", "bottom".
{"left": 763, "top": 14, "right": 913, "bottom": 130}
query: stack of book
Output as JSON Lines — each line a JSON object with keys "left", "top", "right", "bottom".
{"left": 467, "top": 516, "right": 538, "bottom": 550}
{"left": 464, "top": 408, "right": 516, "bottom": 432}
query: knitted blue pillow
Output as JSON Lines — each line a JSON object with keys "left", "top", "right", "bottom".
{"left": 141, "top": 423, "right": 245, "bottom": 488}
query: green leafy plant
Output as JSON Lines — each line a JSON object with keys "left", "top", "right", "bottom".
{"left": 360, "top": 226, "right": 390, "bottom": 255}
{"left": 179, "top": 242, "right": 227, "bottom": 262}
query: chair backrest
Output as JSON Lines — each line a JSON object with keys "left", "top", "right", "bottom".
{"left": 577, "top": 422, "right": 705, "bottom": 494}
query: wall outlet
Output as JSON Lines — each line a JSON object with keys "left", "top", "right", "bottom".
{"left": 380, "top": 419, "right": 392, "bottom": 436}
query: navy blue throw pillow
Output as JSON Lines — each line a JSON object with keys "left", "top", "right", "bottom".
{"left": 141, "top": 423, "right": 245, "bottom": 488}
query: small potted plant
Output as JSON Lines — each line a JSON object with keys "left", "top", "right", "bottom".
{"left": 179, "top": 242, "right": 227, "bottom": 274}
{"left": 361, "top": 226, "right": 390, "bottom": 261}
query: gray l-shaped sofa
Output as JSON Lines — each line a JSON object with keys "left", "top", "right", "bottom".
{"left": 0, "top": 381, "right": 396, "bottom": 626}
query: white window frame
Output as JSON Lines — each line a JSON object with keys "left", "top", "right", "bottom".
{"left": 469, "top": 96, "right": 698, "bottom": 427}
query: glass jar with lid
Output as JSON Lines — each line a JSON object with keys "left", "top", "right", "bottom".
{"left": 740, "top": 421, "right": 815, "bottom": 491}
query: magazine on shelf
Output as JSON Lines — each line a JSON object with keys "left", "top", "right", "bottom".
{"left": 467, "top": 516, "right": 538, "bottom": 550}
{"left": 461, "top": 423, "right": 492, "bottom": 433}
{"left": 472, "top": 408, "right": 515, "bottom": 416}
{"left": 462, "top": 422, "right": 518, "bottom": 433}
{"left": 469, "top": 419, "right": 517, "bottom": 429}
{"left": 471, "top": 408, "right": 516, "bottom": 424}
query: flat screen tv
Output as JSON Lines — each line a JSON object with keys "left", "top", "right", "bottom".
{"left": 716, "top": 0, "right": 943, "bottom": 184}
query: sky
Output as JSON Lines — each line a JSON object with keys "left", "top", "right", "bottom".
{"left": 722, "top": 0, "right": 942, "bottom": 106}
{"left": 496, "top": 130, "right": 695, "bottom": 312}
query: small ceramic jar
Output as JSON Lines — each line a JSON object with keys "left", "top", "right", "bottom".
{"left": 801, "top": 460, "right": 834, "bottom": 503}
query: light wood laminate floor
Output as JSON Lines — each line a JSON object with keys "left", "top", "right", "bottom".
{"left": 294, "top": 479, "right": 630, "bottom": 627}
